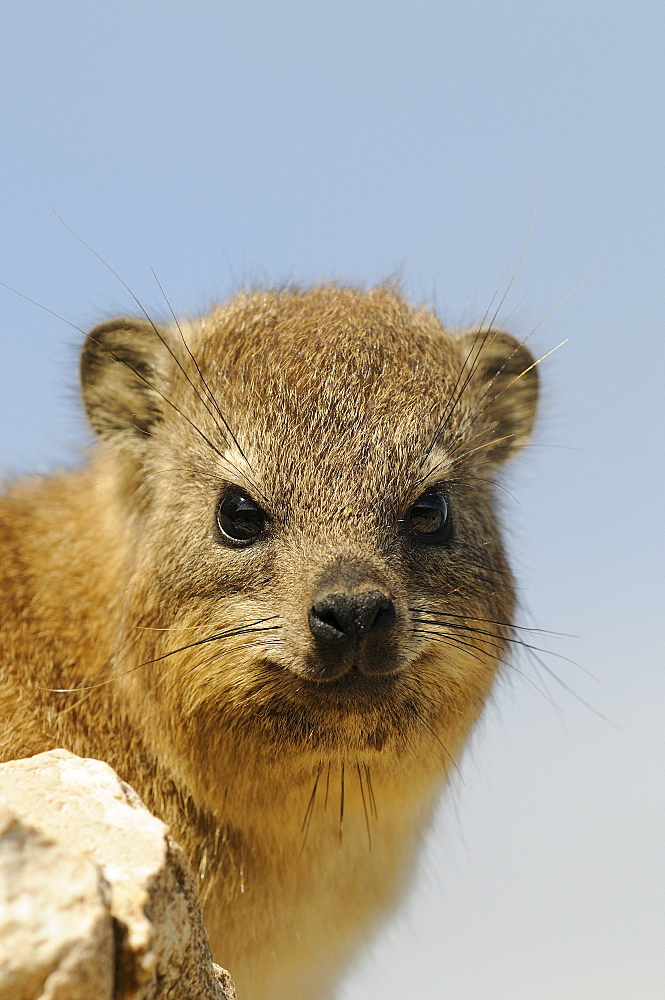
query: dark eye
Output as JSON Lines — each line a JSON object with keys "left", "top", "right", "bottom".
{"left": 216, "top": 492, "right": 266, "bottom": 546}
{"left": 407, "top": 490, "right": 452, "bottom": 545}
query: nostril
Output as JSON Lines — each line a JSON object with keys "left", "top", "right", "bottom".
{"left": 308, "top": 605, "right": 346, "bottom": 642}
{"left": 317, "top": 609, "right": 344, "bottom": 634}
{"left": 370, "top": 600, "right": 396, "bottom": 635}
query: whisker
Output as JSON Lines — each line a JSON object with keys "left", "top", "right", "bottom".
{"left": 53, "top": 689, "right": 95, "bottom": 716}
{"left": 458, "top": 476, "right": 523, "bottom": 506}
{"left": 412, "top": 617, "right": 593, "bottom": 679}
{"left": 411, "top": 609, "right": 609, "bottom": 722}
{"left": 414, "top": 626, "right": 507, "bottom": 658}
{"left": 6, "top": 226, "right": 254, "bottom": 492}
{"left": 39, "top": 619, "right": 282, "bottom": 694}
{"left": 421, "top": 222, "right": 536, "bottom": 468}
{"left": 54, "top": 215, "right": 241, "bottom": 442}
{"left": 516, "top": 271, "right": 596, "bottom": 345}
{"left": 357, "top": 763, "right": 372, "bottom": 851}
{"left": 364, "top": 764, "right": 377, "bottom": 819}
{"left": 150, "top": 266, "right": 252, "bottom": 470}
{"left": 140, "top": 623, "right": 283, "bottom": 667}
{"left": 451, "top": 341, "right": 568, "bottom": 452}
{"left": 410, "top": 607, "right": 572, "bottom": 638}
{"left": 145, "top": 467, "right": 210, "bottom": 481}
{"left": 522, "top": 648, "right": 619, "bottom": 727}
{"left": 160, "top": 636, "right": 284, "bottom": 703}
{"left": 324, "top": 762, "right": 331, "bottom": 811}
{"left": 146, "top": 464, "right": 269, "bottom": 507}
{"left": 442, "top": 207, "right": 539, "bottom": 430}
{"left": 54, "top": 214, "right": 261, "bottom": 493}
{"left": 300, "top": 764, "right": 323, "bottom": 854}
{"left": 133, "top": 621, "right": 236, "bottom": 632}
{"left": 145, "top": 466, "right": 231, "bottom": 482}
{"left": 0, "top": 282, "right": 87, "bottom": 336}
{"left": 410, "top": 628, "right": 491, "bottom": 664}
{"left": 501, "top": 658, "right": 565, "bottom": 710}
{"left": 402, "top": 688, "right": 463, "bottom": 782}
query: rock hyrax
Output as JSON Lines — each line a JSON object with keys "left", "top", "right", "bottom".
{"left": 0, "top": 285, "right": 539, "bottom": 1000}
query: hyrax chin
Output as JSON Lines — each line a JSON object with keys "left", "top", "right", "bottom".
{"left": 0, "top": 284, "right": 538, "bottom": 1000}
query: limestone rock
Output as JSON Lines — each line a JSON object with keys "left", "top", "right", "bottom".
{"left": 0, "top": 804, "right": 114, "bottom": 1000}
{"left": 0, "top": 750, "right": 236, "bottom": 1000}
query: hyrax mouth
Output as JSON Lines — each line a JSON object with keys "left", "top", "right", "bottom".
{"left": 299, "top": 647, "right": 403, "bottom": 686}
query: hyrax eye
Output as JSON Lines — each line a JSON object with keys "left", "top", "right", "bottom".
{"left": 216, "top": 492, "right": 266, "bottom": 546}
{"left": 407, "top": 490, "right": 452, "bottom": 545}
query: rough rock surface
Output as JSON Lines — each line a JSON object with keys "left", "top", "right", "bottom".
{"left": 0, "top": 803, "right": 114, "bottom": 1000}
{"left": 0, "top": 750, "right": 236, "bottom": 1000}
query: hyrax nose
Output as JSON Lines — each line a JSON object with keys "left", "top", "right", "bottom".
{"left": 308, "top": 589, "right": 396, "bottom": 644}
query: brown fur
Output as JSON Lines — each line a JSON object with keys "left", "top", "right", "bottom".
{"left": 0, "top": 285, "right": 538, "bottom": 1000}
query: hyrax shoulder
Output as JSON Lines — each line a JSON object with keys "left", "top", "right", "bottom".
{"left": 0, "top": 284, "right": 538, "bottom": 1000}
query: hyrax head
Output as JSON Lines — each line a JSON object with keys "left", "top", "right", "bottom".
{"left": 81, "top": 286, "right": 538, "bottom": 771}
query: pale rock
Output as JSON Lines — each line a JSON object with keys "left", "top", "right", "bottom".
{"left": 0, "top": 804, "right": 114, "bottom": 1000}
{"left": 0, "top": 750, "right": 236, "bottom": 1000}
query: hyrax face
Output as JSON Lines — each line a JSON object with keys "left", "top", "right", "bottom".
{"left": 82, "top": 286, "right": 537, "bottom": 793}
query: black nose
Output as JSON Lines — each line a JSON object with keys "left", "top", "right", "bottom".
{"left": 308, "top": 589, "right": 396, "bottom": 644}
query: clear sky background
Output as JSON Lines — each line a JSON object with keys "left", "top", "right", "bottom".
{"left": 1, "top": 3, "right": 663, "bottom": 998}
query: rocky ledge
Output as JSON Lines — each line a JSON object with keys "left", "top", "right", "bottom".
{"left": 0, "top": 750, "right": 236, "bottom": 1000}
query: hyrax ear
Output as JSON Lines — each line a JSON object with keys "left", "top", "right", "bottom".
{"left": 457, "top": 329, "right": 539, "bottom": 464}
{"left": 80, "top": 318, "right": 173, "bottom": 447}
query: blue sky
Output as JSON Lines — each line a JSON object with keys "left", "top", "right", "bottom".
{"left": 1, "top": 3, "right": 663, "bottom": 997}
